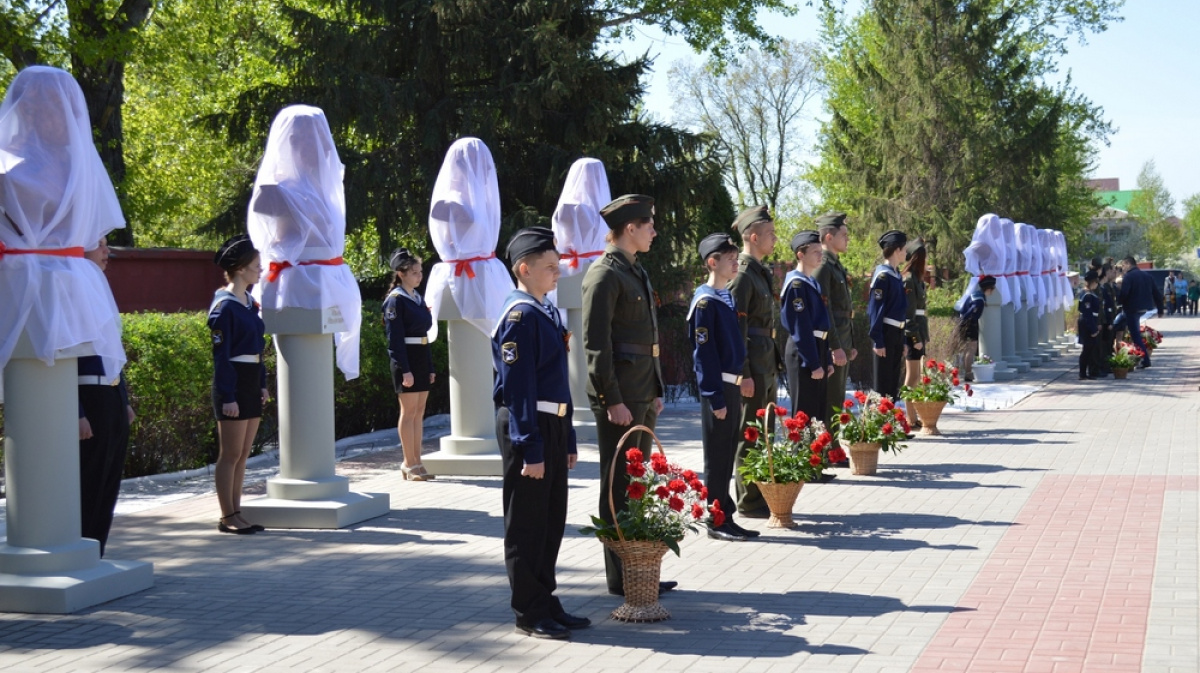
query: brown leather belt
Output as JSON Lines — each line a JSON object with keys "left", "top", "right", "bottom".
{"left": 613, "top": 342, "right": 659, "bottom": 357}
{"left": 747, "top": 327, "right": 774, "bottom": 338}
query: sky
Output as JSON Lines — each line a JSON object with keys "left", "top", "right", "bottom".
{"left": 615, "top": 1, "right": 1200, "bottom": 214}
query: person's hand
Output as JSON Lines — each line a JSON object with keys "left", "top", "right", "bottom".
{"left": 740, "top": 378, "right": 755, "bottom": 398}
{"left": 261, "top": 388, "right": 270, "bottom": 404}
{"left": 522, "top": 462, "right": 545, "bottom": 479}
{"left": 607, "top": 403, "right": 633, "bottom": 426}
{"left": 567, "top": 454, "right": 578, "bottom": 470}
{"left": 223, "top": 402, "right": 240, "bottom": 418}
{"left": 811, "top": 367, "right": 825, "bottom": 380}
{"left": 831, "top": 348, "right": 848, "bottom": 367}
{"left": 873, "top": 347, "right": 886, "bottom": 357}
{"left": 79, "top": 417, "right": 93, "bottom": 440}
{"left": 826, "top": 364, "right": 835, "bottom": 376}
{"left": 913, "top": 341, "right": 923, "bottom": 350}
{"left": 654, "top": 397, "right": 664, "bottom": 415}
{"left": 126, "top": 405, "right": 136, "bottom": 424}
{"left": 429, "top": 373, "right": 436, "bottom": 384}
{"left": 849, "top": 348, "right": 859, "bottom": 361}
{"left": 402, "top": 372, "right": 414, "bottom": 388}
{"left": 713, "top": 406, "right": 727, "bottom": 420}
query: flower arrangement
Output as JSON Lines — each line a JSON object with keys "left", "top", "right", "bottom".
{"left": 738, "top": 404, "right": 845, "bottom": 484}
{"left": 581, "top": 446, "right": 720, "bottom": 555}
{"left": 831, "top": 390, "right": 909, "bottom": 453}
{"left": 1140, "top": 325, "right": 1163, "bottom": 348}
{"left": 900, "top": 358, "right": 972, "bottom": 403}
{"left": 1108, "top": 341, "right": 1144, "bottom": 369}
{"left": 974, "top": 355, "right": 994, "bottom": 365}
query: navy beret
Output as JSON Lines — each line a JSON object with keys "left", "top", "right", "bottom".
{"left": 214, "top": 235, "right": 257, "bottom": 272}
{"left": 506, "top": 227, "right": 557, "bottom": 264}
{"left": 790, "top": 230, "right": 820, "bottom": 253}
{"left": 698, "top": 233, "right": 738, "bottom": 261}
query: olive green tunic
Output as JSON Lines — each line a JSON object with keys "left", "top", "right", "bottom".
{"left": 904, "top": 272, "right": 929, "bottom": 346}
{"left": 815, "top": 250, "right": 854, "bottom": 416}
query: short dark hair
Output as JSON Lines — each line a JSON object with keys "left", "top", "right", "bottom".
{"left": 818, "top": 220, "right": 847, "bottom": 243}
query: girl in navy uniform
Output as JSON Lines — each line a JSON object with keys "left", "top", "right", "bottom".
{"left": 902, "top": 241, "right": 930, "bottom": 393}
{"left": 782, "top": 230, "right": 833, "bottom": 424}
{"left": 1077, "top": 270, "right": 1102, "bottom": 379}
{"left": 383, "top": 248, "right": 436, "bottom": 481}
{"left": 689, "top": 233, "right": 752, "bottom": 542}
{"left": 209, "top": 235, "right": 269, "bottom": 535}
{"left": 492, "top": 227, "right": 586, "bottom": 640}
{"left": 868, "top": 230, "right": 909, "bottom": 399}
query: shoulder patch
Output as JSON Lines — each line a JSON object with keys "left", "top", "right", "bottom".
{"left": 500, "top": 341, "right": 518, "bottom": 364}
{"left": 696, "top": 298, "right": 708, "bottom": 309}
{"left": 792, "top": 296, "right": 805, "bottom": 312}
{"left": 211, "top": 330, "right": 223, "bottom": 346}
{"left": 507, "top": 309, "right": 523, "bottom": 323}
{"left": 873, "top": 288, "right": 884, "bottom": 300}
{"left": 384, "top": 306, "right": 396, "bottom": 320}
{"left": 695, "top": 327, "right": 709, "bottom": 345}
{"left": 790, "top": 279, "right": 801, "bottom": 289}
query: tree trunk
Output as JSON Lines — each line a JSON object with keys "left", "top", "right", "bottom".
{"left": 71, "top": 56, "right": 133, "bottom": 246}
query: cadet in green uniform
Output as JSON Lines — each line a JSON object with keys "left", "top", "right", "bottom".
{"left": 813, "top": 213, "right": 856, "bottom": 466}
{"left": 582, "top": 194, "right": 673, "bottom": 597}
{"left": 902, "top": 240, "right": 930, "bottom": 395}
{"left": 727, "top": 205, "right": 783, "bottom": 517}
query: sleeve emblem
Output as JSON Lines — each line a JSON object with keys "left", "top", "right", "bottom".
{"left": 211, "top": 330, "right": 223, "bottom": 346}
{"left": 873, "top": 288, "right": 883, "bottom": 300}
{"left": 384, "top": 307, "right": 396, "bottom": 320}
{"left": 695, "top": 327, "right": 709, "bottom": 345}
{"left": 507, "top": 309, "right": 523, "bottom": 322}
{"left": 501, "top": 341, "right": 519, "bottom": 364}
{"left": 793, "top": 297, "right": 805, "bottom": 312}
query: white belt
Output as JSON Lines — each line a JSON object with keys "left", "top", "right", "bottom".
{"left": 536, "top": 401, "right": 569, "bottom": 417}
{"left": 230, "top": 354, "right": 262, "bottom": 363}
{"left": 404, "top": 337, "right": 429, "bottom": 345}
{"left": 914, "top": 309, "right": 926, "bottom": 316}
{"left": 78, "top": 375, "right": 119, "bottom": 387}
{"left": 883, "top": 317, "right": 905, "bottom": 328}
{"left": 813, "top": 330, "right": 828, "bottom": 340}
{"left": 721, "top": 373, "right": 743, "bottom": 385}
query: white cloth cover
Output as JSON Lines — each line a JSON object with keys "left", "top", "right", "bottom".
{"left": 425, "top": 138, "right": 513, "bottom": 339}
{"left": 551, "top": 158, "right": 611, "bottom": 277}
{"left": 1053, "top": 231, "right": 1071, "bottom": 310}
{"left": 0, "top": 66, "right": 126, "bottom": 373}
{"left": 1016, "top": 223, "right": 1042, "bottom": 315}
{"left": 958, "top": 213, "right": 1009, "bottom": 309}
{"left": 248, "top": 105, "right": 361, "bottom": 379}
{"left": 999, "top": 218, "right": 1021, "bottom": 310}
{"left": 1037, "top": 229, "right": 1057, "bottom": 312}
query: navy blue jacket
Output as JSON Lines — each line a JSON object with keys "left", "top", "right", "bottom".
{"left": 867, "top": 264, "right": 907, "bottom": 349}
{"left": 780, "top": 270, "right": 830, "bottom": 371}
{"left": 687, "top": 285, "right": 746, "bottom": 412}
{"left": 1077, "top": 290, "right": 1101, "bottom": 341}
{"left": 1099, "top": 283, "right": 1117, "bottom": 326}
{"left": 958, "top": 289, "right": 987, "bottom": 340}
{"left": 382, "top": 287, "right": 434, "bottom": 374}
{"left": 207, "top": 289, "right": 267, "bottom": 404}
{"left": 1118, "top": 267, "right": 1164, "bottom": 314}
{"left": 492, "top": 291, "right": 577, "bottom": 465}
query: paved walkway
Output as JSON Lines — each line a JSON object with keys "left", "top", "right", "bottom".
{"left": 1, "top": 320, "right": 1197, "bottom": 672}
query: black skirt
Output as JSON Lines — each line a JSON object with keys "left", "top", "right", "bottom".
{"left": 212, "top": 362, "right": 264, "bottom": 421}
{"left": 391, "top": 344, "right": 433, "bottom": 394}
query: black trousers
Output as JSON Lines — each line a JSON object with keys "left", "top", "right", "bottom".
{"left": 785, "top": 338, "right": 829, "bottom": 423}
{"left": 496, "top": 407, "right": 569, "bottom": 624}
{"left": 1079, "top": 338, "right": 1101, "bottom": 377}
{"left": 79, "top": 384, "right": 129, "bottom": 556}
{"left": 873, "top": 326, "right": 905, "bottom": 399}
{"left": 1099, "top": 325, "right": 1115, "bottom": 373}
{"left": 1124, "top": 310, "right": 1151, "bottom": 366}
{"left": 590, "top": 397, "right": 657, "bottom": 593}
{"left": 734, "top": 372, "right": 771, "bottom": 514}
{"left": 701, "top": 382, "right": 740, "bottom": 520}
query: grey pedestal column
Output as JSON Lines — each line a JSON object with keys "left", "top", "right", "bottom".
{"left": 1000, "top": 304, "right": 1030, "bottom": 373}
{"left": 555, "top": 272, "right": 596, "bottom": 442}
{"left": 242, "top": 308, "right": 390, "bottom": 529}
{"left": 0, "top": 335, "right": 152, "bottom": 613}
{"left": 1012, "top": 304, "right": 1039, "bottom": 367}
{"left": 1023, "top": 307, "right": 1050, "bottom": 362}
{"left": 980, "top": 292, "right": 1017, "bottom": 381}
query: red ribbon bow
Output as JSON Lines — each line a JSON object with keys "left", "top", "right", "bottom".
{"left": 0, "top": 242, "right": 85, "bottom": 261}
{"left": 563, "top": 248, "right": 603, "bottom": 270}
{"left": 266, "top": 256, "right": 345, "bottom": 283}
{"left": 447, "top": 253, "right": 495, "bottom": 279}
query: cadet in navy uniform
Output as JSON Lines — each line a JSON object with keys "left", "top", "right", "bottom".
{"left": 1077, "top": 270, "right": 1102, "bottom": 379}
{"left": 383, "top": 247, "right": 436, "bottom": 481}
{"left": 77, "top": 236, "right": 135, "bottom": 556}
{"left": 688, "top": 233, "right": 753, "bottom": 542}
{"left": 1098, "top": 263, "right": 1117, "bottom": 376}
{"left": 208, "top": 235, "right": 269, "bottom": 535}
{"left": 867, "top": 230, "right": 909, "bottom": 399}
{"left": 954, "top": 276, "right": 995, "bottom": 380}
{"left": 492, "top": 227, "right": 588, "bottom": 640}
{"left": 782, "top": 230, "right": 834, "bottom": 423}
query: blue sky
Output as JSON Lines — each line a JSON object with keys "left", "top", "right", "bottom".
{"left": 616, "top": 2, "right": 1200, "bottom": 213}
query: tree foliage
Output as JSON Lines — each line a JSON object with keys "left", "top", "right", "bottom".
{"left": 1129, "top": 160, "right": 1185, "bottom": 264}
{"left": 597, "top": 0, "right": 797, "bottom": 63}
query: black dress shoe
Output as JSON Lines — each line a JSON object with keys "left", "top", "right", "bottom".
{"left": 553, "top": 612, "right": 591, "bottom": 630}
{"left": 707, "top": 524, "right": 746, "bottom": 541}
{"left": 728, "top": 521, "right": 761, "bottom": 538}
{"left": 832, "top": 460, "right": 850, "bottom": 468}
{"left": 515, "top": 618, "right": 570, "bottom": 640}
{"left": 817, "top": 472, "right": 837, "bottom": 483}
{"left": 739, "top": 507, "right": 770, "bottom": 519}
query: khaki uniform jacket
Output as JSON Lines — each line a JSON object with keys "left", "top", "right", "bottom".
{"left": 582, "top": 244, "right": 664, "bottom": 407}
{"left": 904, "top": 273, "right": 929, "bottom": 344}
{"left": 728, "top": 253, "right": 784, "bottom": 381}
{"left": 814, "top": 250, "right": 854, "bottom": 353}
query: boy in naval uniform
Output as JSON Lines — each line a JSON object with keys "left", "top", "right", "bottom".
{"left": 867, "top": 230, "right": 909, "bottom": 399}
{"left": 492, "top": 227, "right": 588, "bottom": 640}
{"left": 781, "top": 230, "right": 834, "bottom": 424}
{"left": 1077, "top": 270, "right": 1102, "bottom": 380}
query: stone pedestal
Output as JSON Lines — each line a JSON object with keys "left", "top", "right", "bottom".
{"left": 1037, "top": 306, "right": 1060, "bottom": 357}
{"left": 1023, "top": 307, "right": 1051, "bottom": 362}
{"left": 555, "top": 272, "right": 596, "bottom": 441}
{"left": 980, "top": 292, "right": 1017, "bottom": 381}
{"left": 243, "top": 308, "right": 389, "bottom": 529}
{"left": 1012, "top": 305, "right": 1040, "bottom": 367}
{"left": 419, "top": 293, "right": 503, "bottom": 476}
{"left": 0, "top": 335, "right": 153, "bottom": 613}
{"left": 1000, "top": 304, "right": 1030, "bottom": 373}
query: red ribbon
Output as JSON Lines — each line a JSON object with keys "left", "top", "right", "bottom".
{"left": 563, "top": 248, "right": 603, "bottom": 270}
{"left": 266, "top": 256, "right": 345, "bottom": 283}
{"left": 0, "top": 242, "right": 85, "bottom": 261}
{"left": 1015, "top": 271, "right": 1029, "bottom": 276}
{"left": 447, "top": 253, "right": 495, "bottom": 279}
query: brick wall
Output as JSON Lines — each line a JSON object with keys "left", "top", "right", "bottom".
{"left": 107, "top": 248, "right": 225, "bottom": 313}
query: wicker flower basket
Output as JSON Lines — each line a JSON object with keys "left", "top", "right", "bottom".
{"left": 603, "top": 425, "right": 674, "bottom": 622}
{"left": 1112, "top": 367, "right": 1129, "bottom": 379}
{"left": 756, "top": 481, "right": 804, "bottom": 529}
{"left": 848, "top": 441, "right": 882, "bottom": 475}
{"left": 908, "top": 400, "right": 948, "bottom": 436}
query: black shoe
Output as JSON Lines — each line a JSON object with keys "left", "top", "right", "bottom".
{"left": 553, "top": 612, "right": 591, "bottom": 630}
{"left": 832, "top": 460, "right": 850, "bottom": 468}
{"left": 707, "top": 524, "right": 747, "bottom": 541}
{"left": 217, "top": 520, "right": 257, "bottom": 535}
{"left": 1079, "top": 375, "right": 1096, "bottom": 380}
{"left": 738, "top": 507, "right": 770, "bottom": 519}
{"left": 515, "top": 618, "right": 570, "bottom": 640}
{"left": 818, "top": 472, "right": 837, "bottom": 483}
{"left": 910, "top": 420, "right": 923, "bottom": 430}
{"left": 728, "top": 521, "right": 761, "bottom": 538}
{"left": 233, "top": 511, "right": 266, "bottom": 532}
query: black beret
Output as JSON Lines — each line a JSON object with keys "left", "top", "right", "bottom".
{"left": 506, "top": 227, "right": 557, "bottom": 264}
{"left": 905, "top": 239, "right": 926, "bottom": 259}
{"left": 732, "top": 205, "right": 771, "bottom": 236}
{"left": 698, "top": 233, "right": 738, "bottom": 261}
{"left": 1089, "top": 257, "right": 1103, "bottom": 270}
{"left": 389, "top": 247, "right": 416, "bottom": 271}
{"left": 814, "top": 212, "right": 848, "bottom": 229}
{"left": 1084, "top": 269, "right": 1099, "bottom": 283}
{"left": 790, "top": 230, "right": 820, "bottom": 253}
{"left": 599, "top": 194, "right": 654, "bottom": 229}
{"left": 978, "top": 275, "right": 997, "bottom": 291}
{"left": 878, "top": 229, "right": 907, "bottom": 249}
{"left": 214, "top": 234, "right": 257, "bottom": 272}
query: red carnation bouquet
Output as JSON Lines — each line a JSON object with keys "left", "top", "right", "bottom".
{"left": 1139, "top": 325, "right": 1162, "bottom": 349}
{"left": 900, "top": 358, "right": 972, "bottom": 403}
{"left": 830, "top": 390, "right": 909, "bottom": 453}
{"left": 738, "top": 404, "right": 844, "bottom": 483}
{"left": 1108, "top": 341, "right": 1144, "bottom": 369}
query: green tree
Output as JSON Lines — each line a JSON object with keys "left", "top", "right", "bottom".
{"left": 598, "top": 0, "right": 797, "bottom": 62}
{"left": 1181, "top": 192, "right": 1200, "bottom": 249}
{"left": 1129, "top": 160, "right": 1184, "bottom": 264}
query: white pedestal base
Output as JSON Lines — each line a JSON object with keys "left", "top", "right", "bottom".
{"left": 0, "top": 555, "right": 153, "bottom": 614}
{"left": 421, "top": 449, "right": 502, "bottom": 476}
{"left": 241, "top": 492, "right": 390, "bottom": 529}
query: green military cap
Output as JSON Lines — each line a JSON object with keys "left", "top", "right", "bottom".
{"left": 789, "top": 230, "right": 820, "bottom": 253}
{"left": 878, "top": 229, "right": 907, "bottom": 249}
{"left": 814, "top": 212, "right": 848, "bottom": 228}
{"left": 698, "top": 232, "right": 738, "bottom": 261}
{"left": 732, "top": 205, "right": 772, "bottom": 236}
{"left": 506, "top": 227, "right": 557, "bottom": 263}
{"left": 599, "top": 194, "right": 655, "bottom": 229}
